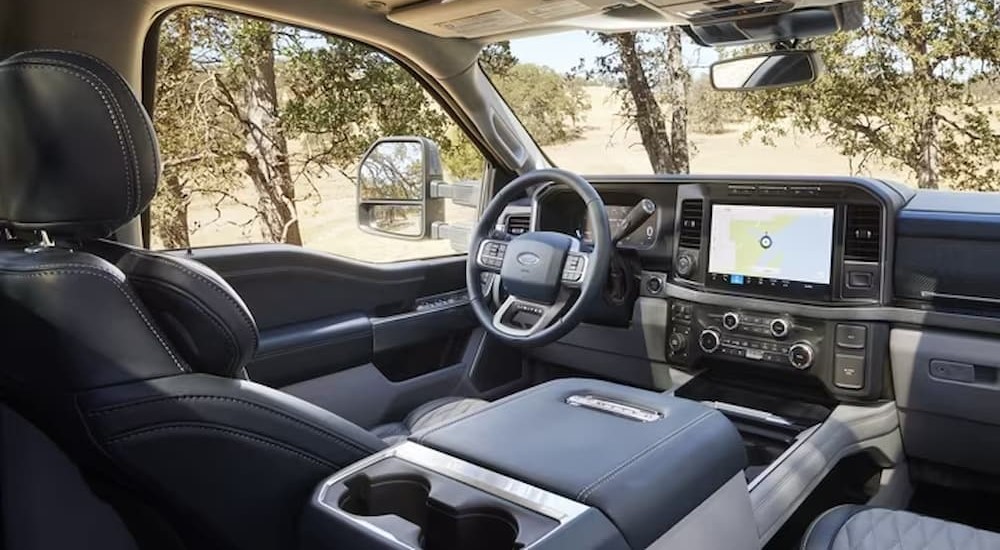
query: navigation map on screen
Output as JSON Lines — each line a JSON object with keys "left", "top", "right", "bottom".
{"left": 708, "top": 204, "right": 834, "bottom": 285}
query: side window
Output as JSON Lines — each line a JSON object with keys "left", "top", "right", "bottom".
{"left": 150, "top": 7, "right": 487, "bottom": 262}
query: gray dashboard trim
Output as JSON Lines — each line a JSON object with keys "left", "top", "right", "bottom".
{"left": 657, "top": 278, "right": 1000, "bottom": 336}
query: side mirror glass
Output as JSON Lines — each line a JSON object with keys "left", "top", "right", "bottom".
{"left": 357, "top": 137, "right": 445, "bottom": 239}
{"left": 710, "top": 50, "right": 823, "bottom": 91}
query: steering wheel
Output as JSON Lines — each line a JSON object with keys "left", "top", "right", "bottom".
{"left": 467, "top": 169, "right": 612, "bottom": 347}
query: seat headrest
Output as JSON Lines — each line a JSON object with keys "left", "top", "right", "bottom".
{"left": 0, "top": 50, "right": 160, "bottom": 239}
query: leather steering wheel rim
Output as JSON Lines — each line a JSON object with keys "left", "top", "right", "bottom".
{"left": 466, "top": 169, "right": 611, "bottom": 347}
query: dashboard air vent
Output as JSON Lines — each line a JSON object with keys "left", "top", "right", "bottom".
{"left": 505, "top": 214, "right": 530, "bottom": 236}
{"left": 678, "top": 200, "right": 704, "bottom": 249}
{"left": 845, "top": 204, "right": 881, "bottom": 262}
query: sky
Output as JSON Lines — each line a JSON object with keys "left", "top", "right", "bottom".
{"left": 507, "top": 30, "right": 720, "bottom": 75}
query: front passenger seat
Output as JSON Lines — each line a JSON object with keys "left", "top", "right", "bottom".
{"left": 0, "top": 49, "right": 482, "bottom": 550}
{"left": 802, "top": 505, "right": 1000, "bottom": 549}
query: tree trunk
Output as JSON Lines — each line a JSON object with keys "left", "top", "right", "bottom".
{"left": 901, "top": 0, "right": 940, "bottom": 190}
{"left": 914, "top": 116, "right": 940, "bottom": 189}
{"left": 237, "top": 21, "right": 303, "bottom": 244}
{"left": 155, "top": 173, "right": 191, "bottom": 249}
{"left": 663, "top": 28, "right": 690, "bottom": 174}
{"left": 610, "top": 32, "right": 677, "bottom": 174}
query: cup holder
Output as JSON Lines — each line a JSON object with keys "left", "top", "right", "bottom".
{"left": 424, "top": 509, "right": 518, "bottom": 550}
{"left": 340, "top": 475, "right": 432, "bottom": 528}
{"left": 339, "top": 474, "right": 520, "bottom": 550}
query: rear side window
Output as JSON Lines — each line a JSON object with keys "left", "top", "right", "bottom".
{"left": 149, "top": 7, "right": 487, "bottom": 262}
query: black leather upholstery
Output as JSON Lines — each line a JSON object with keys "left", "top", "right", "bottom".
{"left": 92, "top": 240, "right": 260, "bottom": 377}
{"left": 417, "top": 378, "right": 748, "bottom": 550}
{"left": 0, "top": 50, "right": 159, "bottom": 238}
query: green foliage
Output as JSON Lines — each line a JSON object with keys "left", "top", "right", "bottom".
{"left": 740, "top": 0, "right": 1000, "bottom": 189}
{"left": 689, "top": 76, "right": 744, "bottom": 135}
{"left": 282, "top": 37, "right": 454, "bottom": 167}
{"left": 488, "top": 63, "right": 590, "bottom": 145}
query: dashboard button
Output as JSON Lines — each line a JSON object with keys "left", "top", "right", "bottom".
{"left": 645, "top": 276, "right": 664, "bottom": 294}
{"left": 847, "top": 271, "right": 873, "bottom": 289}
{"left": 836, "top": 324, "right": 867, "bottom": 349}
{"left": 722, "top": 312, "right": 740, "bottom": 331}
{"left": 834, "top": 354, "right": 866, "bottom": 389}
{"left": 676, "top": 253, "right": 695, "bottom": 277}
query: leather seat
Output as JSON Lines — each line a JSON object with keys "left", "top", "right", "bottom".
{"left": 0, "top": 49, "right": 484, "bottom": 549}
{"left": 802, "top": 505, "right": 1000, "bottom": 550}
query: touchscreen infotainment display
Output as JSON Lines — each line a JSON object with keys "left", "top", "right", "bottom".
{"left": 708, "top": 204, "right": 835, "bottom": 297}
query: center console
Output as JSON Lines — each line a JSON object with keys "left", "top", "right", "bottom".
{"left": 301, "top": 379, "right": 756, "bottom": 550}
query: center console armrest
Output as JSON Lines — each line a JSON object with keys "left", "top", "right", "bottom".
{"left": 414, "top": 378, "right": 747, "bottom": 549}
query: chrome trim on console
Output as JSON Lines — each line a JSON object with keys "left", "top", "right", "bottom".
{"left": 314, "top": 442, "right": 590, "bottom": 549}
{"left": 394, "top": 443, "right": 589, "bottom": 523}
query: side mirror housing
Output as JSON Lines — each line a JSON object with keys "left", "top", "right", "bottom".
{"left": 356, "top": 137, "right": 446, "bottom": 240}
{"left": 710, "top": 50, "right": 824, "bottom": 91}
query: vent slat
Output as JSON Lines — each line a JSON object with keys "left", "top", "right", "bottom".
{"left": 679, "top": 200, "right": 704, "bottom": 249}
{"left": 845, "top": 204, "right": 881, "bottom": 262}
{"left": 505, "top": 215, "right": 530, "bottom": 236}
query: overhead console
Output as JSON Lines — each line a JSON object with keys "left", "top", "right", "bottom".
{"left": 673, "top": 182, "right": 887, "bottom": 305}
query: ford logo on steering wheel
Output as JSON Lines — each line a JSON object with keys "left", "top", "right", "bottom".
{"left": 516, "top": 252, "right": 541, "bottom": 266}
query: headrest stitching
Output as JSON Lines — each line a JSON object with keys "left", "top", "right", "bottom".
{"left": 5, "top": 57, "right": 139, "bottom": 216}
{"left": 141, "top": 254, "right": 259, "bottom": 349}
{"left": 41, "top": 49, "right": 162, "bottom": 189}
{"left": 128, "top": 274, "right": 242, "bottom": 375}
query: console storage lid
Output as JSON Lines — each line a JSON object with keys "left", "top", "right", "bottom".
{"left": 414, "top": 378, "right": 747, "bottom": 549}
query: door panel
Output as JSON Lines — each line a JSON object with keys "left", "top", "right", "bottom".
{"left": 169, "top": 244, "right": 476, "bottom": 389}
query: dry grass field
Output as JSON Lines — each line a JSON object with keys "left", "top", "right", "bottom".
{"left": 173, "top": 86, "right": 916, "bottom": 262}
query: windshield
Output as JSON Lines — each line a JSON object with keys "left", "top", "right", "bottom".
{"left": 483, "top": 20, "right": 1000, "bottom": 192}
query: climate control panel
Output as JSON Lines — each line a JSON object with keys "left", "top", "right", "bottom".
{"left": 667, "top": 299, "right": 888, "bottom": 399}
{"left": 670, "top": 301, "right": 820, "bottom": 369}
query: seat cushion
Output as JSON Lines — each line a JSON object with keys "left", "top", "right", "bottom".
{"left": 803, "top": 505, "right": 1000, "bottom": 550}
{"left": 371, "top": 397, "right": 489, "bottom": 445}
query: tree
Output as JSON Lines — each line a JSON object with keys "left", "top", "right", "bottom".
{"left": 742, "top": 0, "right": 1000, "bottom": 190}
{"left": 591, "top": 30, "right": 691, "bottom": 173}
{"left": 151, "top": 9, "right": 242, "bottom": 249}
{"left": 488, "top": 63, "right": 590, "bottom": 145}
{"left": 217, "top": 19, "right": 302, "bottom": 244}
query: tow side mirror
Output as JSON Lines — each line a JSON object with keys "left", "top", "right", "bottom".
{"left": 710, "top": 50, "right": 823, "bottom": 91}
{"left": 356, "top": 137, "right": 445, "bottom": 240}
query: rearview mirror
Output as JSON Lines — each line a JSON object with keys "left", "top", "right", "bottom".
{"left": 710, "top": 50, "right": 823, "bottom": 91}
{"left": 357, "top": 137, "right": 445, "bottom": 239}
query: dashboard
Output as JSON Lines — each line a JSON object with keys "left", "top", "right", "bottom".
{"left": 521, "top": 176, "right": 906, "bottom": 403}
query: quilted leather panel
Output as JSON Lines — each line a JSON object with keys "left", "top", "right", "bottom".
{"left": 408, "top": 398, "right": 490, "bottom": 433}
{"left": 370, "top": 398, "right": 490, "bottom": 444}
{"left": 832, "top": 509, "right": 1000, "bottom": 550}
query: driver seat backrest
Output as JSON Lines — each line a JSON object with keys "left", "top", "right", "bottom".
{"left": 0, "top": 50, "right": 387, "bottom": 550}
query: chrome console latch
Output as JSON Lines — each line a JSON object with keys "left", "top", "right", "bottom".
{"left": 566, "top": 394, "right": 662, "bottom": 422}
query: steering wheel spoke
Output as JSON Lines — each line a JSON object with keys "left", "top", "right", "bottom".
{"left": 475, "top": 238, "right": 509, "bottom": 273}
{"left": 560, "top": 245, "right": 591, "bottom": 288}
{"left": 492, "top": 291, "right": 571, "bottom": 338}
{"left": 466, "top": 168, "right": 611, "bottom": 346}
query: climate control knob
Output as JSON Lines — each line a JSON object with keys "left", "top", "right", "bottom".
{"left": 788, "top": 342, "right": 815, "bottom": 370}
{"left": 722, "top": 312, "right": 740, "bottom": 331}
{"left": 770, "top": 318, "right": 790, "bottom": 339}
{"left": 668, "top": 332, "right": 688, "bottom": 353}
{"left": 698, "top": 329, "right": 721, "bottom": 354}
